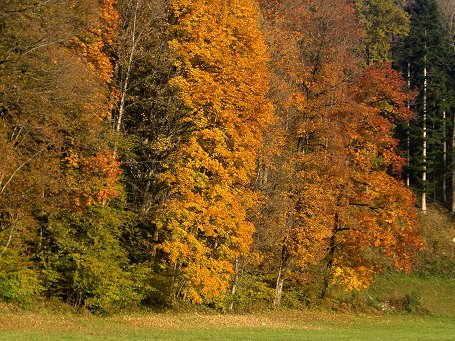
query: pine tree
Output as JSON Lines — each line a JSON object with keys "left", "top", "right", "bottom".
{"left": 395, "top": 0, "right": 455, "bottom": 210}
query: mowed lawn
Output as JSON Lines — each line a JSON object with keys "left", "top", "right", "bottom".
{"left": 1, "top": 311, "right": 454, "bottom": 340}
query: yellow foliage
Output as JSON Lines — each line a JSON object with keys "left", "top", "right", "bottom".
{"left": 332, "top": 264, "right": 374, "bottom": 292}
{"left": 155, "top": 0, "right": 274, "bottom": 303}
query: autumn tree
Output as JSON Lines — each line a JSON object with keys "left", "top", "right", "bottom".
{"left": 322, "top": 0, "right": 425, "bottom": 294}
{"left": 0, "top": 0, "right": 426, "bottom": 311}
{"left": 325, "top": 63, "right": 423, "bottom": 294}
{"left": 255, "top": 0, "right": 422, "bottom": 306}
{"left": 0, "top": 0, "right": 100, "bottom": 302}
{"left": 111, "top": 0, "right": 176, "bottom": 286}
{"left": 0, "top": 0, "right": 136, "bottom": 310}
{"left": 114, "top": 0, "right": 273, "bottom": 304}
{"left": 257, "top": 0, "right": 365, "bottom": 305}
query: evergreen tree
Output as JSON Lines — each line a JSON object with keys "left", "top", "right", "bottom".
{"left": 395, "top": 0, "right": 455, "bottom": 209}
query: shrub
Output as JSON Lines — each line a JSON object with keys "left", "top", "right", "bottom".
{"left": 0, "top": 255, "right": 41, "bottom": 305}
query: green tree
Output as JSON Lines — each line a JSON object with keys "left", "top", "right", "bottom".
{"left": 395, "top": 0, "right": 455, "bottom": 210}
{"left": 355, "top": 0, "right": 410, "bottom": 63}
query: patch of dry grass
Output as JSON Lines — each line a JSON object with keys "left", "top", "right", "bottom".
{"left": 0, "top": 310, "right": 454, "bottom": 340}
{"left": 0, "top": 309, "right": 353, "bottom": 332}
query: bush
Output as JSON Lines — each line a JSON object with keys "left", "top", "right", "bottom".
{"left": 0, "top": 255, "right": 41, "bottom": 305}
{"left": 403, "top": 290, "right": 421, "bottom": 313}
{"left": 226, "top": 274, "right": 275, "bottom": 312}
{"left": 39, "top": 206, "right": 143, "bottom": 313}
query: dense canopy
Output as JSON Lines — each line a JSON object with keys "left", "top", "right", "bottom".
{"left": 2, "top": 0, "right": 454, "bottom": 312}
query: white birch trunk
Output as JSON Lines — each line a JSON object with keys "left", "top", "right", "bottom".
{"left": 116, "top": 0, "right": 140, "bottom": 134}
{"left": 273, "top": 264, "right": 286, "bottom": 307}
{"left": 273, "top": 245, "right": 289, "bottom": 307}
{"left": 407, "top": 62, "right": 411, "bottom": 187}
{"left": 229, "top": 258, "right": 240, "bottom": 311}
{"left": 422, "top": 52, "right": 427, "bottom": 213}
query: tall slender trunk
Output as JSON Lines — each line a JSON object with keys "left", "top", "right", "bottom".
{"left": 112, "top": 0, "right": 141, "bottom": 160}
{"left": 169, "top": 260, "right": 181, "bottom": 302}
{"left": 407, "top": 62, "right": 411, "bottom": 187}
{"left": 229, "top": 258, "right": 240, "bottom": 311}
{"left": 150, "top": 228, "right": 160, "bottom": 259}
{"left": 443, "top": 109, "right": 447, "bottom": 203}
{"left": 422, "top": 49, "right": 427, "bottom": 212}
{"left": 452, "top": 111, "right": 455, "bottom": 212}
{"left": 273, "top": 244, "right": 289, "bottom": 307}
{"left": 116, "top": 0, "right": 140, "bottom": 134}
{"left": 320, "top": 213, "right": 338, "bottom": 299}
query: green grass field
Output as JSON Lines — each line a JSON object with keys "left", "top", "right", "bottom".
{"left": 1, "top": 310, "right": 454, "bottom": 340}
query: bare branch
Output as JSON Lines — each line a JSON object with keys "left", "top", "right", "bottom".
{"left": 0, "top": 149, "right": 43, "bottom": 195}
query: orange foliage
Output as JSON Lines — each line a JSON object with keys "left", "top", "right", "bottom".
{"left": 157, "top": 0, "right": 274, "bottom": 303}
{"left": 264, "top": 0, "right": 362, "bottom": 266}
{"left": 102, "top": 0, "right": 121, "bottom": 45}
{"left": 73, "top": 0, "right": 119, "bottom": 90}
{"left": 60, "top": 0, "right": 121, "bottom": 210}
{"left": 331, "top": 63, "right": 424, "bottom": 291}
{"left": 260, "top": 0, "right": 423, "bottom": 296}
{"left": 65, "top": 149, "right": 122, "bottom": 209}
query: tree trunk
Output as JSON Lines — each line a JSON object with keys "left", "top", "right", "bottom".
{"left": 452, "top": 111, "right": 455, "bottom": 212}
{"left": 273, "top": 244, "right": 289, "bottom": 307}
{"left": 150, "top": 228, "right": 160, "bottom": 259}
{"left": 443, "top": 109, "right": 447, "bottom": 203}
{"left": 320, "top": 213, "right": 338, "bottom": 299}
{"left": 422, "top": 50, "right": 427, "bottom": 212}
{"left": 116, "top": 0, "right": 140, "bottom": 134}
{"left": 407, "top": 62, "right": 411, "bottom": 187}
{"left": 229, "top": 258, "right": 240, "bottom": 311}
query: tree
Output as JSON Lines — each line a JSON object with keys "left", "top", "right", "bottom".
{"left": 0, "top": 0, "right": 135, "bottom": 310}
{"left": 0, "top": 0, "right": 427, "bottom": 310}
{"left": 120, "top": 0, "right": 275, "bottom": 303}
{"left": 112, "top": 0, "right": 178, "bottom": 278}
{"left": 0, "top": 0, "right": 104, "bottom": 302}
{"left": 259, "top": 0, "right": 365, "bottom": 305}
{"left": 436, "top": 0, "right": 455, "bottom": 210}
{"left": 354, "top": 0, "right": 410, "bottom": 63}
{"left": 437, "top": 0, "right": 455, "bottom": 51}
{"left": 395, "top": 0, "right": 455, "bottom": 210}
{"left": 327, "top": 63, "right": 422, "bottom": 294}
{"left": 257, "top": 0, "right": 422, "bottom": 305}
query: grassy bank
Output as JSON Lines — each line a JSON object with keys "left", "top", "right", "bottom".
{"left": 364, "top": 273, "right": 455, "bottom": 315}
